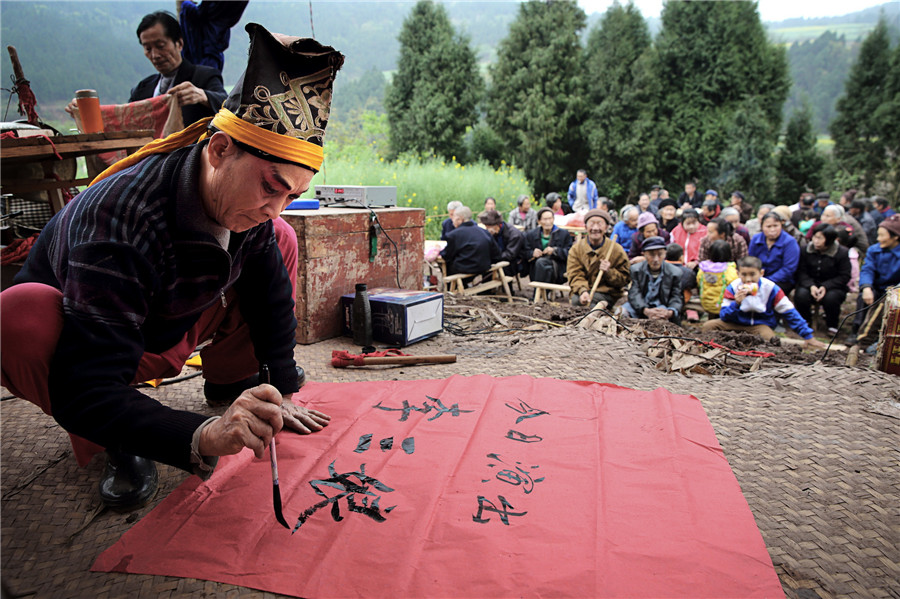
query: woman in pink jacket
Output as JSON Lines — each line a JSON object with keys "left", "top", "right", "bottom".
{"left": 670, "top": 209, "right": 708, "bottom": 269}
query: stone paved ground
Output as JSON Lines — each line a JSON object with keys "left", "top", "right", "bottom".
{"left": 2, "top": 327, "right": 898, "bottom": 598}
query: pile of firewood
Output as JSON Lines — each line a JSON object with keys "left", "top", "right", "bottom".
{"left": 577, "top": 310, "right": 766, "bottom": 375}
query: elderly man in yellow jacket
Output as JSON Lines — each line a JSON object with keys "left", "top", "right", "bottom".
{"left": 566, "top": 209, "right": 631, "bottom": 310}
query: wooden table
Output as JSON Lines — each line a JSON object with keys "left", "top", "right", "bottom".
{"left": 1, "top": 130, "right": 154, "bottom": 213}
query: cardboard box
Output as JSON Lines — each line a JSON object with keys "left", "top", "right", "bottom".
{"left": 341, "top": 288, "right": 443, "bottom": 346}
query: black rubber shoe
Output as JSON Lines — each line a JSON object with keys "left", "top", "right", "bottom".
{"left": 205, "top": 366, "right": 306, "bottom": 407}
{"left": 98, "top": 450, "right": 158, "bottom": 512}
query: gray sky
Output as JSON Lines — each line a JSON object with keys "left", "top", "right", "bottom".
{"left": 577, "top": 0, "right": 889, "bottom": 22}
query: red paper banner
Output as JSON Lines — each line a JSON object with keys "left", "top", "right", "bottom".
{"left": 93, "top": 375, "right": 784, "bottom": 598}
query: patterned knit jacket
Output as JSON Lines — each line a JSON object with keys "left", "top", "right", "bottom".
{"left": 14, "top": 143, "right": 298, "bottom": 471}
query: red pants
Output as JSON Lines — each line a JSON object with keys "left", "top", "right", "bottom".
{"left": 1, "top": 217, "right": 298, "bottom": 466}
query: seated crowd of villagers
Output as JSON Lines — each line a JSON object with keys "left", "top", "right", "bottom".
{"left": 436, "top": 177, "right": 900, "bottom": 352}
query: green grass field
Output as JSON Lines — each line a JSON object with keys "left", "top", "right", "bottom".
{"left": 769, "top": 23, "right": 874, "bottom": 43}
{"left": 302, "top": 154, "right": 532, "bottom": 240}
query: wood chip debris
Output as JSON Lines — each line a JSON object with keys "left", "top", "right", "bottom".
{"left": 577, "top": 310, "right": 762, "bottom": 376}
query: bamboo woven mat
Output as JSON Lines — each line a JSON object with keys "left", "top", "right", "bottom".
{"left": 2, "top": 328, "right": 898, "bottom": 598}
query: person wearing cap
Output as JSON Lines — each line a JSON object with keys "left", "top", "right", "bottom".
{"left": 852, "top": 215, "right": 900, "bottom": 350}
{"left": 729, "top": 191, "right": 753, "bottom": 223}
{"left": 1, "top": 24, "right": 342, "bottom": 511}
{"left": 813, "top": 191, "right": 833, "bottom": 216}
{"left": 700, "top": 192, "right": 721, "bottom": 226}
{"left": 621, "top": 236, "right": 684, "bottom": 323}
{"left": 657, "top": 197, "right": 679, "bottom": 233}
{"left": 523, "top": 207, "right": 573, "bottom": 285}
{"left": 480, "top": 209, "right": 524, "bottom": 277}
{"left": 612, "top": 207, "right": 640, "bottom": 254}
{"left": 628, "top": 212, "right": 671, "bottom": 264}
{"left": 567, "top": 169, "right": 600, "bottom": 212}
{"left": 678, "top": 181, "right": 704, "bottom": 211}
{"left": 566, "top": 209, "right": 631, "bottom": 310}
{"left": 508, "top": 195, "right": 538, "bottom": 231}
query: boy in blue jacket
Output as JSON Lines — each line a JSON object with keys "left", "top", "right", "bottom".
{"left": 703, "top": 256, "right": 826, "bottom": 348}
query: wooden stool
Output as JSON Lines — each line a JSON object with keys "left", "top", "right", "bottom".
{"left": 529, "top": 281, "right": 572, "bottom": 303}
{"left": 443, "top": 261, "right": 513, "bottom": 301}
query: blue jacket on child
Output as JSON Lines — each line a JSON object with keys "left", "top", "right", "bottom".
{"left": 719, "top": 277, "right": 813, "bottom": 339}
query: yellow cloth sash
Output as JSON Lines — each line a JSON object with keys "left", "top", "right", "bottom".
{"left": 90, "top": 108, "right": 323, "bottom": 186}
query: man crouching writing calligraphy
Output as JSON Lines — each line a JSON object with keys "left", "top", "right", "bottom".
{"left": 1, "top": 25, "right": 342, "bottom": 511}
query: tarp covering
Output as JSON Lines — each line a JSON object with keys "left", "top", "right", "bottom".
{"left": 92, "top": 375, "right": 784, "bottom": 598}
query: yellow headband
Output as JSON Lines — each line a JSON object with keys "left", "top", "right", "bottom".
{"left": 211, "top": 108, "right": 323, "bottom": 171}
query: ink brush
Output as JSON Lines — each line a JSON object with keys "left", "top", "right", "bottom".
{"left": 261, "top": 364, "right": 290, "bottom": 529}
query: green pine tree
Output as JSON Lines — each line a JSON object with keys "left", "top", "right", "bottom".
{"left": 486, "top": 0, "right": 587, "bottom": 196}
{"left": 872, "top": 40, "right": 900, "bottom": 204}
{"left": 716, "top": 99, "right": 778, "bottom": 205}
{"left": 583, "top": 3, "right": 657, "bottom": 203}
{"left": 830, "top": 18, "right": 893, "bottom": 191}
{"left": 653, "top": 0, "right": 790, "bottom": 188}
{"left": 384, "top": 1, "right": 483, "bottom": 161}
{"left": 775, "top": 103, "right": 825, "bottom": 203}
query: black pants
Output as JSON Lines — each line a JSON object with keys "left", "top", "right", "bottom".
{"left": 530, "top": 256, "right": 564, "bottom": 285}
{"left": 794, "top": 286, "right": 847, "bottom": 329}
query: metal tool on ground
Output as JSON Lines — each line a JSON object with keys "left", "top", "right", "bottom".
{"left": 261, "top": 364, "right": 289, "bottom": 530}
{"left": 587, "top": 233, "right": 618, "bottom": 301}
{"left": 331, "top": 349, "right": 456, "bottom": 368}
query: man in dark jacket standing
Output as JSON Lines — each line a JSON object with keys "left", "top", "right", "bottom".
{"left": 1, "top": 25, "right": 339, "bottom": 511}
{"left": 622, "top": 236, "right": 684, "bottom": 323}
{"left": 440, "top": 207, "right": 500, "bottom": 275}
{"left": 130, "top": 11, "right": 228, "bottom": 125}
{"left": 480, "top": 209, "right": 524, "bottom": 277}
{"left": 678, "top": 181, "right": 704, "bottom": 211}
{"left": 523, "top": 207, "right": 573, "bottom": 285}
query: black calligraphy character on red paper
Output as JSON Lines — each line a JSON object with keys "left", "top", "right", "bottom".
{"left": 472, "top": 495, "right": 527, "bottom": 525}
{"left": 505, "top": 399, "right": 550, "bottom": 424}
{"left": 373, "top": 395, "right": 474, "bottom": 422}
{"left": 293, "top": 461, "right": 396, "bottom": 534}
{"left": 505, "top": 430, "right": 543, "bottom": 443}
{"left": 482, "top": 453, "right": 544, "bottom": 494}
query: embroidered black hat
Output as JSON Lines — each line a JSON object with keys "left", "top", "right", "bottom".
{"left": 211, "top": 23, "right": 344, "bottom": 172}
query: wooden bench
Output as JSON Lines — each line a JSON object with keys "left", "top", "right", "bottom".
{"left": 529, "top": 281, "right": 571, "bottom": 304}
{"left": 443, "top": 261, "right": 513, "bottom": 300}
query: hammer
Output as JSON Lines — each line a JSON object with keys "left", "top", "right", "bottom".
{"left": 331, "top": 350, "right": 456, "bottom": 368}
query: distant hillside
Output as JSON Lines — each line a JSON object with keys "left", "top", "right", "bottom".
{"left": 766, "top": 2, "right": 900, "bottom": 43}
{"left": 1, "top": 1, "right": 896, "bottom": 134}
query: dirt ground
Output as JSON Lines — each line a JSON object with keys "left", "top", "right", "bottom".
{"left": 444, "top": 291, "right": 875, "bottom": 370}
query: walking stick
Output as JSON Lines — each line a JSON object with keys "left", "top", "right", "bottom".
{"left": 587, "top": 233, "right": 618, "bottom": 300}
